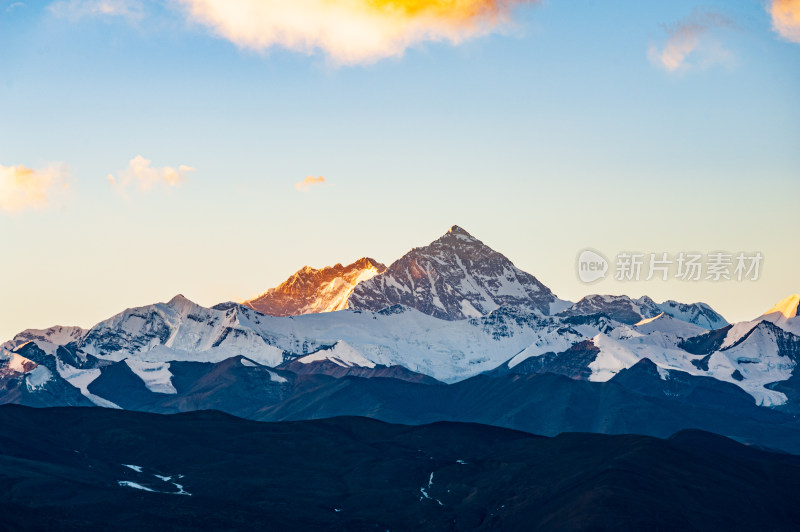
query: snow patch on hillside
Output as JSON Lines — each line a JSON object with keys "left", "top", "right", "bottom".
{"left": 507, "top": 330, "right": 582, "bottom": 368}
{"left": 589, "top": 334, "right": 643, "bottom": 381}
{"left": 57, "top": 361, "right": 121, "bottom": 409}
{"left": 634, "top": 313, "right": 705, "bottom": 338}
{"left": 298, "top": 341, "right": 377, "bottom": 368}
{"left": 25, "top": 365, "right": 53, "bottom": 391}
{"left": 125, "top": 360, "right": 177, "bottom": 394}
{"left": 708, "top": 325, "right": 793, "bottom": 407}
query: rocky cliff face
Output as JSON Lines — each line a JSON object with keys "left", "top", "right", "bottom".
{"left": 244, "top": 257, "right": 386, "bottom": 316}
{"left": 348, "top": 226, "right": 562, "bottom": 320}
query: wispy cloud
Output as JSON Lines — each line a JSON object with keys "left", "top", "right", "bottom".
{"left": 648, "top": 11, "right": 735, "bottom": 72}
{"left": 0, "top": 163, "right": 70, "bottom": 213}
{"left": 175, "top": 0, "right": 534, "bottom": 65}
{"left": 6, "top": 2, "right": 26, "bottom": 12}
{"left": 770, "top": 0, "right": 800, "bottom": 43}
{"left": 295, "top": 176, "right": 326, "bottom": 192}
{"left": 49, "top": 0, "right": 144, "bottom": 20}
{"left": 108, "top": 155, "right": 194, "bottom": 192}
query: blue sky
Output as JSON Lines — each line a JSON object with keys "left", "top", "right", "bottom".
{"left": 1, "top": 0, "right": 798, "bottom": 339}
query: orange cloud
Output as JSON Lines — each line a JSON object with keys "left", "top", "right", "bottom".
{"left": 0, "top": 163, "right": 70, "bottom": 213}
{"left": 108, "top": 155, "right": 194, "bottom": 192}
{"left": 175, "top": 0, "right": 533, "bottom": 64}
{"left": 771, "top": 0, "right": 800, "bottom": 43}
{"left": 295, "top": 176, "right": 326, "bottom": 192}
{"left": 648, "top": 12, "right": 734, "bottom": 72}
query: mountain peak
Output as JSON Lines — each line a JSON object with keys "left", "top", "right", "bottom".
{"left": 438, "top": 225, "right": 481, "bottom": 244}
{"left": 348, "top": 226, "right": 557, "bottom": 319}
{"left": 447, "top": 225, "right": 472, "bottom": 236}
{"left": 167, "top": 294, "right": 195, "bottom": 308}
{"left": 757, "top": 294, "right": 800, "bottom": 337}
{"left": 561, "top": 295, "right": 727, "bottom": 329}
{"left": 244, "top": 258, "right": 387, "bottom": 317}
{"left": 763, "top": 294, "right": 800, "bottom": 319}
{"left": 353, "top": 257, "right": 383, "bottom": 270}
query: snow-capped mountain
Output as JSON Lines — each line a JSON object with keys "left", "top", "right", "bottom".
{"left": 244, "top": 257, "right": 386, "bottom": 317}
{"left": 1, "top": 326, "right": 86, "bottom": 356}
{"left": 759, "top": 294, "right": 800, "bottom": 336}
{"left": 348, "top": 225, "right": 566, "bottom": 320}
{"left": 655, "top": 300, "right": 729, "bottom": 329}
{"left": 0, "top": 343, "right": 93, "bottom": 407}
{"left": 1, "top": 290, "right": 800, "bottom": 459}
{"left": 224, "top": 303, "right": 586, "bottom": 383}
{"left": 1, "top": 220, "right": 797, "bottom": 432}
{"left": 0, "top": 292, "right": 589, "bottom": 403}
{"left": 558, "top": 294, "right": 728, "bottom": 329}
{"left": 0, "top": 348, "right": 38, "bottom": 379}
{"left": 2, "top": 290, "right": 796, "bottom": 410}
{"left": 278, "top": 341, "right": 441, "bottom": 383}
{"left": 502, "top": 311, "right": 800, "bottom": 407}
{"left": 77, "top": 294, "right": 284, "bottom": 366}
{"left": 705, "top": 293, "right": 800, "bottom": 351}
{"left": 558, "top": 294, "right": 662, "bottom": 324}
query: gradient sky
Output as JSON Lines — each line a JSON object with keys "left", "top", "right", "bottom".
{"left": 1, "top": 0, "right": 799, "bottom": 340}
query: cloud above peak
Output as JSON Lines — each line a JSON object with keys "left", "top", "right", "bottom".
{"left": 0, "top": 163, "right": 71, "bottom": 213}
{"left": 648, "top": 11, "right": 735, "bottom": 72}
{"left": 295, "top": 175, "right": 326, "bottom": 192}
{"left": 175, "top": 0, "right": 533, "bottom": 64}
{"left": 108, "top": 155, "right": 194, "bottom": 192}
{"left": 771, "top": 0, "right": 800, "bottom": 43}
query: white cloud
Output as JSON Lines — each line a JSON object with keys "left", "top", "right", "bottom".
{"left": 0, "top": 163, "right": 71, "bottom": 213}
{"left": 108, "top": 155, "right": 194, "bottom": 192}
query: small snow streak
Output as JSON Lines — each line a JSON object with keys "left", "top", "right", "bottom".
{"left": 419, "top": 472, "right": 444, "bottom": 506}
{"left": 118, "top": 480, "right": 154, "bottom": 492}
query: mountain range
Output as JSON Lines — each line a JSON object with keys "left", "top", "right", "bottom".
{"left": 2, "top": 225, "right": 798, "bottom": 453}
